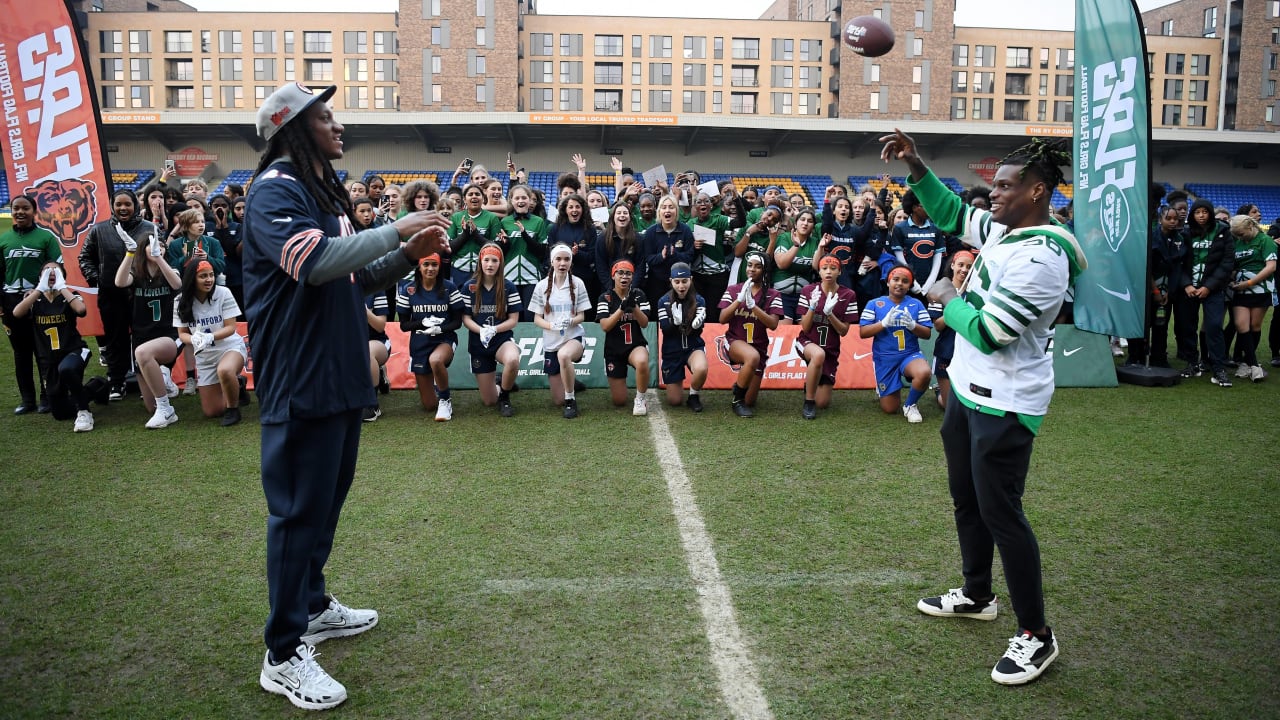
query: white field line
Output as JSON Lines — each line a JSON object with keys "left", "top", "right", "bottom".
{"left": 645, "top": 393, "right": 775, "bottom": 720}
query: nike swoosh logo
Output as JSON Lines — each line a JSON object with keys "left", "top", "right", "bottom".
{"left": 1030, "top": 257, "right": 1045, "bottom": 265}
{"left": 854, "top": 352, "right": 872, "bottom": 360}
{"left": 1063, "top": 347, "right": 1084, "bottom": 356}
{"left": 1098, "top": 285, "right": 1131, "bottom": 301}
{"left": 271, "top": 216, "right": 293, "bottom": 224}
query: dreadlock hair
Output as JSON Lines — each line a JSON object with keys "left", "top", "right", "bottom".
{"left": 252, "top": 113, "right": 351, "bottom": 222}
{"left": 998, "top": 137, "right": 1071, "bottom": 192}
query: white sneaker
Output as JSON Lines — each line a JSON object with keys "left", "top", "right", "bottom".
{"left": 1235, "top": 364, "right": 1251, "bottom": 379}
{"left": 145, "top": 406, "right": 178, "bottom": 429}
{"left": 434, "top": 398, "right": 452, "bottom": 422}
{"left": 260, "top": 643, "right": 347, "bottom": 711}
{"left": 301, "top": 593, "right": 380, "bottom": 645}
{"left": 903, "top": 404, "right": 923, "bottom": 423}
{"left": 183, "top": 377, "right": 197, "bottom": 396}
{"left": 73, "top": 410, "right": 94, "bottom": 432}
{"left": 160, "top": 366, "right": 179, "bottom": 398}
{"left": 1251, "top": 365, "right": 1267, "bottom": 383}
{"left": 632, "top": 393, "right": 648, "bottom": 416}
{"left": 1110, "top": 338, "right": 1124, "bottom": 357}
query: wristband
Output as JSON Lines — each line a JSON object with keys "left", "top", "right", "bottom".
{"left": 125, "top": 251, "right": 136, "bottom": 257}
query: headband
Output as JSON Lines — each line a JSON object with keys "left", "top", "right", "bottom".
{"left": 550, "top": 244, "right": 573, "bottom": 260}
{"left": 888, "top": 265, "right": 914, "bottom": 283}
{"left": 764, "top": 185, "right": 782, "bottom": 195}
{"left": 195, "top": 260, "right": 214, "bottom": 274}
{"left": 669, "top": 262, "right": 692, "bottom": 279}
{"left": 951, "top": 250, "right": 976, "bottom": 264}
{"left": 744, "top": 251, "right": 766, "bottom": 267}
{"left": 817, "top": 255, "right": 841, "bottom": 270}
{"left": 611, "top": 259, "right": 635, "bottom": 275}
{"left": 479, "top": 244, "right": 504, "bottom": 262}
{"left": 420, "top": 253, "right": 441, "bottom": 265}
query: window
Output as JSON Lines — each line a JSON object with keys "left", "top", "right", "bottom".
{"left": 772, "top": 91, "right": 793, "bottom": 114}
{"left": 632, "top": 88, "right": 642, "bottom": 112}
{"left": 1056, "top": 48, "right": 1075, "bottom": 70}
{"left": 131, "top": 85, "right": 151, "bottom": 108}
{"left": 431, "top": 27, "right": 442, "bottom": 45}
{"left": 1039, "top": 47, "right": 1049, "bottom": 69}
{"left": 219, "top": 30, "right": 242, "bottom": 54}
{"left": 426, "top": 0, "right": 440, "bottom": 15}
{"left": 476, "top": 84, "right": 486, "bottom": 103}
{"left": 683, "top": 89, "right": 705, "bottom": 112}
{"left": 130, "top": 58, "right": 150, "bottom": 81}
{"left": 375, "top": 58, "right": 397, "bottom": 82}
{"left": 129, "top": 30, "right": 149, "bottom": 53}
{"left": 101, "top": 86, "right": 122, "bottom": 109}
{"left": 253, "top": 30, "right": 274, "bottom": 54}
{"left": 730, "top": 92, "right": 757, "bottom": 113}
{"left": 1187, "top": 105, "right": 1206, "bottom": 126}
{"left": 773, "top": 65, "right": 793, "bottom": 87}
{"left": 164, "top": 31, "right": 191, "bottom": 53}
{"left": 713, "top": 64, "right": 723, "bottom": 86}
{"left": 202, "top": 58, "right": 211, "bottom": 81}
{"left": 431, "top": 56, "right": 442, "bottom": 75}
{"left": 912, "top": 37, "right": 924, "bottom": 55}
{"left": 685, "top": 36, "right": 706, "bottom": 59}
{"left": 650, "top": 62, "right": 673, "bottom": 85}
{"left": 284, "top": 58, "right": 295, "bottom": 81}
{"left": 530, "top": 60, "right": 552, "bottom": 82}
{"left": 1161, "top": 19, "right": 1173, "bottom": 35}
{"left": 1006, "top": 47, "right": 1031, "bottom": 68}
{"left": 799, "top": 66, "right": 821, "bottom": 88}
{"left": 344, "top": 31, "right": 367, "bottom": 54}
{"left": 731, "top": 65, "right": 757, "bottom": 87}
{"left": 1038, "top": 99, "right": 1047, "bottom": 121}
{"left": 951, "top": 97, "right": 966, "bottom": 119}
{"left": 915, "top": 9, "right": 924, "bottom": 27}
{"left": 595, "top": 89, "right": 622, "bottom": 111}
{"left": 305, "top": 60, "right": 333, "bottom": 81}
{"left": 1274, "top": 27, "right": 1280, "bottom": 44}
{"left": 1040, "top": 74, "right": 1049, "bottom": 96}
{"left": 375, "top": 86, "right": 397, "bottom": 109}
{"left": 974, "top": 45, "right": 996, "bottom": 67}
{"left": 1161, "top": 104, "right": 1181, "bottom": 125}
{"left": 800, "top": 39, "right": 822, "bottom": 61}
{"left": 1165, "top": 53, "right": 1185, "bottom": 74}
{"left": 1006, "top": 73, "right": 1029, "bottom": 95}
{"left": 952, "top": 71, "right": 967, "bottom": 93}
{"left": 713, "top": 90, "right": 722, "bottom": 112}
{"left": 1274, "top": 0, "right": 1280, "bottom": 17}
{"left": 1053, "top": 100, "right": 1073, "bottom": 122}
{"left": 1004, "top": 99, "right": 1027, "bottom": 121}
{"left": 1268, "top": 106, "right": 1275, "bottom": 123}
{"left": 101, "top": 58, "right": 122, "bottom": 81}
{"left": 651, "top": 35, "right": 672, "bottom": 58}
{"left": 528, "top": 33, "right": 552, "bottom": 56}
{"left": 1189, "top": 79, "right": 1209, "bottom": 101}
{"left": 374, "top": 32, "right": 396, "bottom": 54}
{"left": 431, "top": 84, "right": 442, "bottom": 103}
{"left": 221, "top": 85, "right": 244, "bottom": 108}
{"left": 912, "top": 66, "right": 922, "bottom": 84}
{"left": 684, "top": 63, "right": 706, "bottom": 85}
{"left": 1164, "top": 78, "right": 1183, "bottom": 100}
{"left": 561, "top": 33, "right": 582, "bottom": 56}
{"left": 201, "top": 30, "right": 211, "bottom": 53}
{"left": 973, "top": 72, "right": 994, "bottom": 93}
{"left": 1055, "top": 74, "right": 1074, "bottom": 96}
{"left": 254, "top": 58, "right": 276, "bottom": 81}
{"left": 595, "top": 62, "right": 622, "bottom": 84}
{"left": 799, "top": 93, "right": 820, "bottom": 115}
{"left": 595, "top": 35, "right": 623, "bottom": 56}
{"left": 953, "top": 44, "right": 968, "bottom": 67}
{"left": 220, "top": 58, "right": 243, "bottom": 81}
{"left": 732, "top": 38, "right": 760, "bottom": 59}
{"left": 476, "top": 0, "right": 486, "bottom": 16}
{"left": 560, "top": 61, "right": 582, "bottom": 83}
{"left": 1203, "top": 7, "right": 1217, "bottom": 35}
{"left": 648, "top": 89, "right": 671, "bottom": 112}
{"left": 530, "top": 88, "right": 553, "bottom": 110}
{"left": 1190, "top": 54, "right": 1211, "bottom": 75}
{"left": 476, "top": 28, "right": 486, "bottom": 46}
{"left": 1270, "top": 79, "right": 1278, "bottom": 96}
{"left": 633, "top": 35, "right": 642, "bottom": 58}
{"left": 972, "top": 97, "right": 993, "bottom": 119}
{"left": 870, "top": 92, "right": 880, "bottom": 111}
{"left": 283, "top": 31, "right": 294, "bottom": 54}
{"left": 166, "top": 59, "right": 192, "bottom": 81}
{"left": 560, "top": 88, "right": 582, "bottom": 110}
{"left": 870, "top": 64, "right": 880, "bottom": 82}
{"left": 345, "top": 59, "right": 367, "bottom": 82}
{"left": 167, "top": 87, "right": 194, "bottom": 109}
{"left": 911, "top": 93, "right": 922, "bottom": 111}
{"left": 203, "top": 86, "right": 213, "bottom": 109}
{"left": 772, "top": 38, "right": 793, "bottom": 60}
{"left": 303, "top": 32, "right": 331, "bottom": 53}
{"left": 633, "top": 62, "right": 642, "bottom": 84}
{"left": 714, "top": 37, "right": 723, "bottom": 60}
{"left": 100, "top": 30, "right": 121, "bottom": 53}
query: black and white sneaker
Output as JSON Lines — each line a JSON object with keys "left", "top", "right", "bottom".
{"left": 562, "top": 399, "right": 578, "bottom": 419}
{"left": 686, "top": 394, "right": 703, "bottom": 413}
{"left": 260, "top": 644, "right": 347, "bottom": 710}
{"left": 732, "top": 399, "right": 753, "bottom": 418}
{"left": 991, "top": 629, "right": 1059, "bottom": 685}
{"left": 1180, "top": 362, "right": 1204, "bottom": 378}
{"left": 499, "top": 397, "right": 514, "bottom": 417}
{"left": 300, "top": 594, "right": 379, "bottom": 645}
{"left": 917, "top": 588, "right": 998, "bottom": 620}
{"left": 108, "top": 383, "right": 126, "bottom": 402}
{"left": 801, "top": 399, "right": 817, "bottom": 420}
{"left": 1211, "top": 369, "right": 1232, "bottom": 388}
{"left": 362, "top": 405, "right": 381, "bottom": 422}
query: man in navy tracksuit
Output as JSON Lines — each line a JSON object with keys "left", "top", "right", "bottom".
{"left": 243, "top": 82, "right": 449, "bottom": 711}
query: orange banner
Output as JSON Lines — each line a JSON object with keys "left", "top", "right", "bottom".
{"left": 0, "top": 0, "right": 112, "bottom": 336}
{"left": 693, "top": 323, "right": 876, "bottom": 390}
{"left": 528, "top": 113, "right": 678, "bottom": 126}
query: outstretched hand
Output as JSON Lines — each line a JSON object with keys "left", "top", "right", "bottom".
{"left": 403, "top": 224, "right": 451, "bottom": 261}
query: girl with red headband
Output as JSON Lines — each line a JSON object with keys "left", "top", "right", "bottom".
{"left": 114, "top": 225, "right": 184, "bottom": 428}
{"left": 397, "top": 253, "right": 466, "bottom": 421}
{"left": 858, "top": 264, "right": 933, "bottom": 424}
{"left": 463, "top": 243, "right": 523, "bottom": 417}
{"left": 796, "top": 255, "right": 859, "bottom": 420}
{"left": 596, "top": 259, "right": 651, "bottom": 416}
{"left": 175, "top": 260, "right": 250, "bottom": 426}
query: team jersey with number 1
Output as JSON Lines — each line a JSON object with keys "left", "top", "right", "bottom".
{"left": 859, "top": 295, "right": 932, "bottom": 358}
{"left": 719, "top": 283, "right": 783, "bottom": 347}
{"left": 797, "top": 283, "right": 858, "bottom": 353}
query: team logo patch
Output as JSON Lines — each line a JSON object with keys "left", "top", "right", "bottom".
{"left": 405, "top": 286, "right": 416, "bottom": 295}
{"left": 606, "top": 361, "right": 616, "bottom": 373}
{"left": 714, "top": 335, "right": 744, "bottom": 372}
{"left": 875, "top": 300, "right": 884, "bottom": 308}
{"left": 26, "top": 178, "right": 98, "bottom": 249}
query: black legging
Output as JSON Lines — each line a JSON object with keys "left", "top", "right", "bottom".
{"left": 2, "top": 291, "right": 45, "bottom": 407}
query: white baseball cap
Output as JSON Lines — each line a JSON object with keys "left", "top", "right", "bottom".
{"left": 256, "top": 82, "right": 337, "bottom": 142}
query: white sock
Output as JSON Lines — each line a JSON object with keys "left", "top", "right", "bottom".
{"left": 155, "top": 396, "right": 171, "bottom": 412}
{"left": 564, "top": 391, "right": 575, "bottom": 402}
{"left": 689, "top": 388, "right": 699, "bottom": 396}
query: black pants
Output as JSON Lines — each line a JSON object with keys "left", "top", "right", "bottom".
{"left": 694, "top": 271, "right": 729, "bottom": 311}
{"left": 940, "top": 398, "right": 1046, "bottom": 632}
{"left": 97, "top": 290, "right": 133, "bottom": 386}
{"left": 2, "top": 291, "right": 45, "bottom": 406}
{"left": 47, "top": 348, "right": 90, "bottom": 418}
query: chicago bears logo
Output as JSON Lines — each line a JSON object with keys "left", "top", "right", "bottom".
{"left": 27, "top": 178, "right": 98, "bottom": 249}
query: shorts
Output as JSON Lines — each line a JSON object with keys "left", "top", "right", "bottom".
{"left": 661, "top": 346, "right": 703, "bottom": 384}
{"left": 195, "top": 336, "right": 248, "bottom": 387}
{"left": 604, "top": 345, "right": 644, "bottom": 379}
{"left": 468, "top": 331, "right": 513, "bottom": 374}
{"left": 932, "top": 356, "right": 951, "bottom": 381}
{"left": 1231, "top": 292, "right": 1271, "bottom": 309}
{"left": 795, "top": 337, "right": 838, "bottom": 385}
{"left": 874, "top": 350, "right": 926, "bottom": 397}
{"left": 410, "top": 340, "right": 456, "bottom": 375}
{"left": 543, "top": 344, "right": 584, "bottom": 376}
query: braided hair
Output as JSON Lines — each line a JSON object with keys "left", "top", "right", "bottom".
{"left": 998, "top": 137, "right": 1071, "bottom": 191}
{"left": 251, "top": 115, "right": 352, "bottom": 222}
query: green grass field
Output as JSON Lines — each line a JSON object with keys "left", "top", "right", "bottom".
{"left": 0, "top": 339, "right": 1277, "bottom": 719}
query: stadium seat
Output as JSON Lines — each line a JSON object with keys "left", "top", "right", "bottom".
{"left": 1186, "top": 183, "right": 1280, "bottom": 221}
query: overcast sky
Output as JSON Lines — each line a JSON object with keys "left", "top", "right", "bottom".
{"left": 186, "top": 0, "right": 1179, "bottom": 30}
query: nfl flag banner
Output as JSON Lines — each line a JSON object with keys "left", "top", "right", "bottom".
{"left": 0, "top": 0, "right": 114, "bottom": 335}
{"left": 1072, "top": 0, "right": 1150, "bottom": 339}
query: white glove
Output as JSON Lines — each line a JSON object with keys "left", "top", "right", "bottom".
{"left": 422, "top": 316, "right": 443, "bottom": 329}
{"left": 115, "top": 223, "right": 137, "bottom": 253}
{"left": 912, "top": 281, "right": 923, "bottom": 295}
{"left": 479, "top": 325, "right": 495, "bottom": 347}
{"left": 35, "top": 268, "right": 53, "bottom": 293}
{"left": 691, "top": 306, "right": 705, "bottom": 330}
{"left": 149, "top": 234, "right": 164, "bottom": 257}
{"left": 822, "top": 292, "right": 839, "bottom": 316}
{"left": 51, "top": 267, "right": 67, "bottom": 291}
{"left": 670, "top": 303, "right": 683, "bottom": 325}
{"left": 743, "top": 285, "right": 757, "bottom": 311}
{"left": 881, "top": 306, "right": 903, "bottom": 328}
{"left": 556, "top": 316, "right": 571, "bottom": 332}
{"left": 190, "top": 331, "right": 212, "bottom": 353}
{"left": 808, "top": 287, "right": 823, "bottom": 312}
{"left": 425, "top": 325, "right": 443, "bottom": 336}
{"left": 737, "top": 282, "right": 752, "bottom": 306}
{"left": 899, "top": 308, "right": 917, "bottom": 330}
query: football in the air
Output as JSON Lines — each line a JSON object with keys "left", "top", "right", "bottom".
{"left": 843, "top": 16, "right": 895, "bottom": 57}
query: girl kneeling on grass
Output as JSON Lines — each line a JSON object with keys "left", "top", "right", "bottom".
{"left": 174, "top": 261, "right": 250, "bottom": 426}
{"left": 718, "top": 251, "right": 783, "bottom": 418}
{"left": 656, "top": 262, "right": 708, "bottom": 412}
{"left": 795, "top": 255, "right": 859, "bottom": 420}
{"left": 596, "top": 259, "right": 651, "bottom": 416}
{"left": 398, "top": 254, "right": 465, "bottom": 422}
{"left": 114, "top": 228, "right": 183, "bottom": 429}
{"left": 859, "top": 265, "right": 933, "bottom": 424}
{"left": 530, "top": 244, "right": 591, "bottom": 419}
{"left": 464, "top": 244, "right": 523, "bottom": 417}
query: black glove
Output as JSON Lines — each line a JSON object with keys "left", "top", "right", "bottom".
{"left": 621, "top": 292, "right": 636, "bottom": 313}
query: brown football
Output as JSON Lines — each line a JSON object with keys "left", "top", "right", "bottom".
{"left": 843, "top": 16, "right": 895, "bottom": 58}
